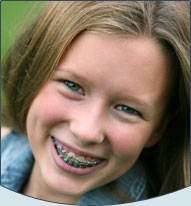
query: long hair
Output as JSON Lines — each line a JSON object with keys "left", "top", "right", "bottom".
{"left": 2, "top": 1, "right": 190, "bottom": 200}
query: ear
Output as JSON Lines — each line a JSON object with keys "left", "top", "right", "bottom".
{"left": 145, "top": 127, "right": 164, "bottom": 148}
{"left": 145, "top": 108, "right": 179, "bottom": 148}
{"left": 145, "top": 115, "right": 170, "bottom": 148}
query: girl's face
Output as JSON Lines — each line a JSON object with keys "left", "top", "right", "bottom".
{"left": 26, "top": 33, "right": 172, "bottom": 203}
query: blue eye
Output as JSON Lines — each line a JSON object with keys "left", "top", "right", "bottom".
{"left": 64, "top": 80, "right": 84, "bottom": 94}
{"left": 116, "top": 105, "right": 139, "bottom": 115}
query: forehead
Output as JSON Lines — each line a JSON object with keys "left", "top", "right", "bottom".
{"left": 58, "top": 32, "right": 172, "bottom": 109}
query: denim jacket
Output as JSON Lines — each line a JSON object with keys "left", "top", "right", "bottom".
{"left": 1, "top": 131, "right": 148, "bottom": 205}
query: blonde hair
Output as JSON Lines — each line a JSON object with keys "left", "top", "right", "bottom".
{"left": 2, "top": 1, "right": 190, "bottom": 201}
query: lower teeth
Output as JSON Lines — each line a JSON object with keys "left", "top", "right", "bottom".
{"left": 53, "top": 138, "right": 102, "bottom": 168}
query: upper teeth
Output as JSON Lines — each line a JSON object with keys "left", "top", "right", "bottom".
{"left": 68, "top": 152, "right": 75, "bottom": 158}
{"left": 55, "top": 143, "right": 101, "bottom": 167}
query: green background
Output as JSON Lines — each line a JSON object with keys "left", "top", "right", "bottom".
{"left": 1, "top": 1, "right": 46, "bottom": 59}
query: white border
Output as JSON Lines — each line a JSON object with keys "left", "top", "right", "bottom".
{"left": 0, "top": 186, "right": 191, "bottom": 206}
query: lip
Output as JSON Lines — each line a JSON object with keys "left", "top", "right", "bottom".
{"left": 51, "top": 136, "right": 105, "bottom": 160}
{"left": 50, "top": 136, "right": 106, "bottom": 175}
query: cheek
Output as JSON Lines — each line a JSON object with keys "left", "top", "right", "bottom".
{"left": 26, "top": 84, "right": 72, "bottom": 129}
{"left": 109, "top": 124, "right": 152, "bottom": 159}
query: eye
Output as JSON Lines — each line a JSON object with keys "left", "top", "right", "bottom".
{"left": 63, "top": 80, "right": 84, "bottom": 95}
{"left": 116, "top": 105, "right": 139, "bottom": 116}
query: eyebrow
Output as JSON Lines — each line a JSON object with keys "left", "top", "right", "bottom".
{"left": 56, "top": 67, "right": 90, "bottom": 84}
{"left": 56, "top": 67, "right": 155, "bottom": 117}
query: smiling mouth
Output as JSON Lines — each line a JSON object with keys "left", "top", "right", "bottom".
{"left": 52, "top": 137, "right": 104, "bottom": 168}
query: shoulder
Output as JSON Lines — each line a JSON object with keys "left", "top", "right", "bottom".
{"left": 1, "top": 130, "right": 32, "bottom": 166}
{"left": 1, "top": 129, "right": 27, "bottom": 153}
{"left": 1, "top": 130, "right": 34, "bottom": 192}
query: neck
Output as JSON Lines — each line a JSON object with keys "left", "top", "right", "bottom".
{"left": 22, "top": 162, "right": 81, "bottom": 204}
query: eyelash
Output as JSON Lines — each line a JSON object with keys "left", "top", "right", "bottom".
{"left": 63, "top": 80, "right": 84, "bottom": 95}
{"left": 63, "top": 80, "right": 140, "bottom": 116}
{"left": 115, "top": 105, "right": 140, "bottom": 116}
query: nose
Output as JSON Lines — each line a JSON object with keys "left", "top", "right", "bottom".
{"left": 69, "top": 105, "right": 105, "bottom": 145}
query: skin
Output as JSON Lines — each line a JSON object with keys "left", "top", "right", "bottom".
{"left": 24, "top": 33, "right": 172, "bottom": 203}
{"left": 1, "top": 127, "right": 10, "bottom": 138}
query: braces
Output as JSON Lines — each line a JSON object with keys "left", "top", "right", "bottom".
{"left": 54, "top": 141, "right": 101, "bottom": 168}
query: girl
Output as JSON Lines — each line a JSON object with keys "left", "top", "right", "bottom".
{"left": 1, "top": 1, "right": 190, "bottom": 205}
